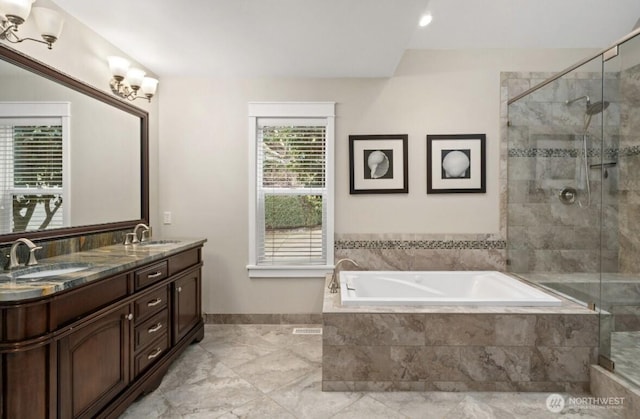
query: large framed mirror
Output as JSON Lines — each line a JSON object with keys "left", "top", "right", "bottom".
{"left": 0, "top": 44, "right": 149, "bottom": 245}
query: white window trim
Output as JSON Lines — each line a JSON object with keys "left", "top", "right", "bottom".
{"left": 247, "top": 102, "right": 335, "bottom": 278}
{"left": 0, "top": 102, "right": 71, "bottom": 230}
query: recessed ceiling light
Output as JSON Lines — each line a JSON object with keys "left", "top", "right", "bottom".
{"left": 419, "top": 13, "right": 433, "bottom": 27}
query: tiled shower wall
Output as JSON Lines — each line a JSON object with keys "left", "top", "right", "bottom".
{"left": 503, "top": 70, "right": 620, "bottom": 274}
{"left": 617, "top": 64, "right": 640, "bottom": 273}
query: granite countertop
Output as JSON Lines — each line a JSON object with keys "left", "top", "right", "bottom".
{"left": 0, "top": 237, "right": 207, "bottom": 302}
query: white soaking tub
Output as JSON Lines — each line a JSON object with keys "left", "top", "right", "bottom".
{"left": 339, "top": 270, "right": 561, "bottom": 307}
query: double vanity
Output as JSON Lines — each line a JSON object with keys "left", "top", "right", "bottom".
{"left": 0, "top": 237, "right": 206, "bottom": 419}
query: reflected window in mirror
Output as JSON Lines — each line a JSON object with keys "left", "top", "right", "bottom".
{"left": 0, "top": 102, "right": 70, "bottom": 233}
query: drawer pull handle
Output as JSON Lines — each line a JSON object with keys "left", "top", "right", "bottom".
{"left": 147, "top": 348, "right": 162, "bottom": 360}
{"left": 148, "top": 323, "right": 163, "bottom": 333}
{"left": 148, "top": 271, "right": 163, "bottom": 279}
{"left": 147, "top": 298, "right": 163, "bottom": 307}
{"left": 124, "top": 313, "right": 133, "bottom": 321}
{"left": 177, "top": 286, "right": 182, "bottom": 293}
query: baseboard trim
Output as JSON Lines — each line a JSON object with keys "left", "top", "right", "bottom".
{"left": 204, "top": 313, "right": 322, "bottom": 324}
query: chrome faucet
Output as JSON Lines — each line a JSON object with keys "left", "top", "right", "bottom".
{"left": 9, "top": 238, "right": 43, "bottom": 269}
{"left": 131, "top": 223, "right": 151, "bottom": 244}
{"left": 328, "top": 258, "right": 360, "bottom": 293}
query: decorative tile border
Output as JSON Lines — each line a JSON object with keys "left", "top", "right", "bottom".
{"left": 334, "top": 240, "right": 506, "bottom": 251}
{"left": 508, "top": 147, "right": 622, "bottom": 159}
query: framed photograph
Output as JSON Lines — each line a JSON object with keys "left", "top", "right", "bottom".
{"left": 426, "top": 134, "right": 486, "bottom": 194}
{"left": 349, "top": 134, "right": 408, "bottom": 194}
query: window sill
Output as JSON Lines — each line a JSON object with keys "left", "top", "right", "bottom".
{"left": 247, "top": 265, "right": 333, "bottom": 278}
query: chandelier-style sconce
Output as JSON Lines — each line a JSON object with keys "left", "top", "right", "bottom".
{"left": 0, "top": 0, "right": 64, "bottom": 49}
{"left": 108, "top": 56, "right": 158, "bottom": 102}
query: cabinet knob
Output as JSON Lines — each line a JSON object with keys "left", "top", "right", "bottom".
{"left": 177, "top": 286, "right": 182, "bottom": 293}
{"left": 125, "top": 313, "right": 134, "bottom": 321}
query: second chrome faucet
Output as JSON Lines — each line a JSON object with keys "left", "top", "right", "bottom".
{"left": 124, "top": 223, "right": 152, "bottom": 245}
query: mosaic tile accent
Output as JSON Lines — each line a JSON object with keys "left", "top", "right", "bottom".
{"left": 508, "top": 147, "right": 623, "bottom": 159}
{"left": 334, "top": 240, "right": 506, "bottom": 250}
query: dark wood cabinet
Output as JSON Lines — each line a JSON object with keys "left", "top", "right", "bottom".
{"left": 58, "top": 305, "right": 132, "bottom": 419}
{"left": 0, "top": 244, "right": 204, "bottom": 419}
{"left": 173, "top": 269, "right": 201, "bottom": 344}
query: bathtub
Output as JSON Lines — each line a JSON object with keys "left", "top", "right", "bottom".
{"left": 339, "top": 270, "right": 561, "bottom": 306}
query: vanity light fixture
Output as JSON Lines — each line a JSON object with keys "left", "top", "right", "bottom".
{"left": 0, "top": 0, "right": 64, "bottom": 49}
{"left": 108, "top": 56, "right": 158, "bottom": 102}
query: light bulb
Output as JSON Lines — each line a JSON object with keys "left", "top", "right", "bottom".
{"left": 419, "top": 13, "right": 432, "bottom": 27}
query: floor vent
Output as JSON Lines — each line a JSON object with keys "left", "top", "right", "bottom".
{"left": 292, "top": 327, "right": 322, "bottom": 335}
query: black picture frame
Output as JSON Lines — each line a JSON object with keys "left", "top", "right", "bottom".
{"left": 349, "top": 134, "right": 408, "bottom": 194}
{"left": 426, "top": 134, "right": 486, "bottom": 194}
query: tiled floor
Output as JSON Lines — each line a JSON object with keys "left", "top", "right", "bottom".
{"left": 120, "top": 324, "right": 626, "bottom": 418}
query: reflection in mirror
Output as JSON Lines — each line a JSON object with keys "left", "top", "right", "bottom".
{"left": 0, "top": 46, "right": 148, "bottom": 243}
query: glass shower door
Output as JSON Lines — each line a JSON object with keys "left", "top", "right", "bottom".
{"left": 506, "top": 56, "right": 604, "bottom": 307}
{"left": 601, "top": 32, "right": 640, "bottom": 387}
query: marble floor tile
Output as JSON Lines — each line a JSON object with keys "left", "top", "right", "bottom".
{"left": 268, "top": 371, "right": 364, "bottom": 419}
{"left": 119, "top": 324, "right": 628, "bottom": 419}
{"left": 217, "top": 395, "right": 297, "bottom": 419}
{"left": 230, "top": 349, "right": 317, "bottom": 393}
{"left": 329, "top": 395, "right": 407, "bottom": 419}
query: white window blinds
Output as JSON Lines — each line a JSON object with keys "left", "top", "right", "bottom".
{"left": 248, "top": 102, "right": 335, "bottom": 277}
{"left": 256, "top": 119, "right": 327, "bottom": 265}
{"left": 0, "top": 118, "right": 64, "bottom": 232}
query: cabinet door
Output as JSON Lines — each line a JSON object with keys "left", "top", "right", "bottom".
{"left": 58, "top": 305, "right": 132, "bottom": 419}
{"left": 172, "top": 269, "right": 201, "bottom": 344}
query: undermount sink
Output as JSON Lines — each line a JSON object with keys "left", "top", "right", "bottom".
{"left": 15, "top": 266, "right": 90, "bottom": 279}
{"left": 6, "top": 263, "right": 92, "bottom": 281}
{"left": 138, "top": 240, "right": 181, "bottom": 247}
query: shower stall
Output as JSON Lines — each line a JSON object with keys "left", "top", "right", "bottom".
{"left": 507, "top": 28, "right": 640, "bottom": 389}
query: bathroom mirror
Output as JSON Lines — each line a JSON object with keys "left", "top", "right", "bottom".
{"left": 0, "top": 45, "right": 149, "bottom": 244}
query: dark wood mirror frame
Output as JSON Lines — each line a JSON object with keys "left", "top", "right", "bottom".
{"left": 0, "top": 44, "right": 149, "bottom": 245}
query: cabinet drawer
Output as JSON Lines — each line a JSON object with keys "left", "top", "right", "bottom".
{"left": 134, "top": 286, "right": 168, "bottom": 322}
{"left": 168, "top": 248, "right": 200, "bottom": 275}
{"left": 51, "top": 274, "right": 128, "bottom": 328}
{"left": 134, "top": 310, "right": 168, "bottom": 351}
{"left": 134, "top": 261, "right": 169, "bottom": 290}
{"left": 134, "top": 333, "right": 169, "bottom": 377}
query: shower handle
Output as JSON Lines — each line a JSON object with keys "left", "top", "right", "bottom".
{"left": 559, "top": 187, "right": 577, "bottom": 205}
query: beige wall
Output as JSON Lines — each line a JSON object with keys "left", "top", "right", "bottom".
{"left": 2, "top": 3, "right": 601, "bottom": 314}
{"left": 158, "top": 48, "right": 598, "bottom": 314}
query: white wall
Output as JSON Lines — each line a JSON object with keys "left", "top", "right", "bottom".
{"left": 158, "top": 48, "right": 598, "bottom": 314}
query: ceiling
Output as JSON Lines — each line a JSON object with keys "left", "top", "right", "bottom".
{"left": 53, "top": 0, "right": 640, "bottom": 78}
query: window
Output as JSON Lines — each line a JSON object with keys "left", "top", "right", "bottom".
{"left": 248, "top": 102, "right": 335, "bottom": 277}
{"left": 0, "top": 102, "right": 70, "bottom": 233}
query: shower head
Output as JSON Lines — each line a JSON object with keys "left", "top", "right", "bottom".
{"left": 567, "top": 95, "right": 610, "bottom": 116}
{"left": 586, "top": 101, "right": 609, "bottom": 115}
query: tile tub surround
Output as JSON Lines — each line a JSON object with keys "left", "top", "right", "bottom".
{"left": 335, "top": 234, "right": 507, "bottom": 272}
{"left": 322, "top": 276, "right": 598, "bottom": 392}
